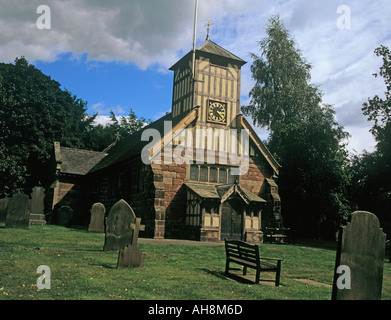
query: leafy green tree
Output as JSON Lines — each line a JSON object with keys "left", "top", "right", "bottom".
{"left": 362, "top": 45, "right": 391, "bottom": 140}
{"left": 0, "top": 57, "right": 96, "bottom": 196}
{"left": 351, "top": 45, "right": 391, "bottom": 235}
{"left": 242, "top": 16, "right": 350, "bottom": 239}
{"left": 0, "top": 57, "right": 151, "bottom": 198}
{"left": 108, "top": 108, "right": 149, "bottom": 139}
{"left": 83, "top": 108, "right": 150, "bottom": 152}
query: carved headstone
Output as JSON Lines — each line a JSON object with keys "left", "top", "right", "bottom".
{"left": 88, "top": 203, "right": 106, "bottom": 233}
{"left": 57, "top": 206, "right": 73, "bottom": 227}
{"left": 332, "top": 211, "right": 386, "bottom": 300}
{"left": 117, "top": 217, "right": 146, "bottom": 268}
{"left": 103, "top": 199, "right": 135, "bottom": 251}
{"left": 5, "top": 193, "right": 30, "bottom": 229}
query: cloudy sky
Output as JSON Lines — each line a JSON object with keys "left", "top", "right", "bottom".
{"left": 1, "top": 0, "right": 390, "bottom": 154}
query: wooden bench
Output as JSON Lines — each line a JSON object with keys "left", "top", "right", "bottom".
{"left": 224, "top": 240, "right": 282, "bottom": 286}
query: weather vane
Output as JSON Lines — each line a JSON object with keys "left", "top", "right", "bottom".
{"left": 205, "top": 18, "right": 213, "bottom": 40}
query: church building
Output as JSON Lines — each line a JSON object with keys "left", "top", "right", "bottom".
{"left": 49, "top": 35, "right": 282, "bottom": 243}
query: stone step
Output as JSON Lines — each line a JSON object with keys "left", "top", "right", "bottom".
{"left": 30, "top": 220, "right": 47, "bottom": 225}
{"left": 29, "top": 213, "right": 46, "bottom": 225}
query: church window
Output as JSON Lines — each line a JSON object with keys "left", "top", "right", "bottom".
{"left": 188, "top": 165, "right": 239, "bottom": 185}
{"left": 218, "top": 168, "right": 227, "bottom": 184}
{"left": 209, "top": 167, "right": 217, "bottom": 182}
{"left": 199, "top": 166, "right": 208, "bottom": 182}
{"left": 190, "top": 164, "right": 199, "bottom": 181}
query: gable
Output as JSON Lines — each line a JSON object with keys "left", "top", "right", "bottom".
{"left": 240, "top": 115, "right": 281, "bottom": 175}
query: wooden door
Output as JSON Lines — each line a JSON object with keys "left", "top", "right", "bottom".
{"left": 221, "top": 199, "right": 243, "bottom": 240}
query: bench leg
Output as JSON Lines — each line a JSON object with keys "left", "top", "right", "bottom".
{"left": 255, "top": 269, "right": 260, "bottom": 284}
{"left": 243, "top": 266, "right": 247, "bottom": 276}
{"left": 225, "top": 260, "right": 230, "bottom": 275}
{"left": 275, "top": 261, "right": 281, "bottom": 286}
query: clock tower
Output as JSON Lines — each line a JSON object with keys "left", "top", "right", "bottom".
{"left": 169, "top": 37, "right": 246, "bottom": 129}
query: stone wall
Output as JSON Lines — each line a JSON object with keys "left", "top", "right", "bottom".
{"left": 240, "top": 156, "right": 272, "bottom": 196}
{"left": 88, "top": 158, "right": 157, "bottom": 238}
{"left": 151, "top": 149, "right": 187, "bottom": 239}
{"left": 52, "top": 181, "right": 74, "bottom": 209}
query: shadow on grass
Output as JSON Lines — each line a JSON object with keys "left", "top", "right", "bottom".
{"left": 201, "top": 268, "right": 254, "bottom": 284}
{"left": 200, "top": 268, "right": 279, "bottom": 286}
{"left": 89, "top": 262, "right": 118, "bottom": 269}
{"left": 291, "top": 239, "right": 338, "bottom": 251}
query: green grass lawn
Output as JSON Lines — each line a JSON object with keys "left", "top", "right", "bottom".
{"left": 1, "top": 224, "right": 390, "bottom": 300}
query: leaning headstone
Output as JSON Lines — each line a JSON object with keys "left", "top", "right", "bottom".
{"left": 88, "top": 203, "right": 106, "bottom": 233}
{"left": 29, "top": 186, "right": 46, "bottom": 225}
{"left": 332, "top": 211, "right": 386, "bottom": 300}
{"left": 103, "top": 199, "right": 136, "bottom": 251}
{"left": 5, "top": 193, "right": 30, "bottom": 229}
{"left": 117, "top": 217, "right": 146, "bottom": 268}
{"left": 57, "top": 206, "right": 73, "bottom": 227}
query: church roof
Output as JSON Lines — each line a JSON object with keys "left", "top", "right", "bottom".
{"left": 169, "top": 38, "right": 246, "bottom": 71}
{"left": 55, "top": 145, "right": 107, "bottom": 176}
{"left": 185, "top": 182, "right": 220, "bottom": 199}
{"left": 195, "top": 39, "right": 246, "bottom": 65}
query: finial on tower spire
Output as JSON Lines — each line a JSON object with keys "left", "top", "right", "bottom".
{"left": 205, "top": 18, "right": 213, "bottom": 40}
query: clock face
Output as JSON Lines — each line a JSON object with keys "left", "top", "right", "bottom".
{"left": 208, "top": 101, "right": 227, "bottom": 124}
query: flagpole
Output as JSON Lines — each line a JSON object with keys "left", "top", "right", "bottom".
{"left": 192, "top": 0, "right": 198, "bottom": 81}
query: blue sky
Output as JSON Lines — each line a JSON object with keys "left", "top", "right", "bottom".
{"left": 35, "top": 52, "right": 174, "bottom": 121}
{"left": 1, "top": 0, "right": 391, "bottom": 154}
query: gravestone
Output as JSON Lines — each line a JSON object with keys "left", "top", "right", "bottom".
{"left": 88, "top": 203, "right": 106, "bottom": 233}
{"left": 103, "top": 199, "right": 136, "bottom": 251}
{"left": 5, "top": 193, "right": 30, "bottom": 229}
{"left": 29, "top": 186, "right": 46, "bottom": 225}
{"left": 57, "top": 206, "right": 73, "bottom": 227}
{"left": 30, "top": 186, "right": 45, "bottom": 214}
{"left": 117, "top": 217, "right": 146, "bottom": 268}
{"left": 0, "top": 197, "right": 9, "bottom": 223}
{"left": 332, "top": 211, "right": 386, "bottom": 300}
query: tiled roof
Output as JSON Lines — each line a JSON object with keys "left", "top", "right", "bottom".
{"left": 185, "top": 183, "right": 220, "bottom": 199}
{"left": 59, "top": 147, "right": 107, "bottom": 176}
{"left": 185, "top": 182, "right": 266, "bottom": 203}
{"left": 196, "top": 39, "right": 246, "bottom": 65}
{"left": 169, "top": 39, "right": 246, "bottom": 71}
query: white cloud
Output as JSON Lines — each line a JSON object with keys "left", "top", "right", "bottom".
{"left": 93, "top": 115, "right": 112, "bottom": 126}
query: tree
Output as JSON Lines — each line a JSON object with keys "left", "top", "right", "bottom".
{"left": 362, "top": 45, "right": 391, "bottom": 140}
{"left": 242, "top": 16, "right": 350, "bottom": 239}
{"left": 0, "top": 57, "right": 96, "bottom": 196}
{"left": 83, "top": 108, "right": 150, "bottom": 152}
{"left": 108, "top": 108, "right": 149, "bottom": 138}
{"left": 351, "top": 45, "right": 391, "bottom": 236}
